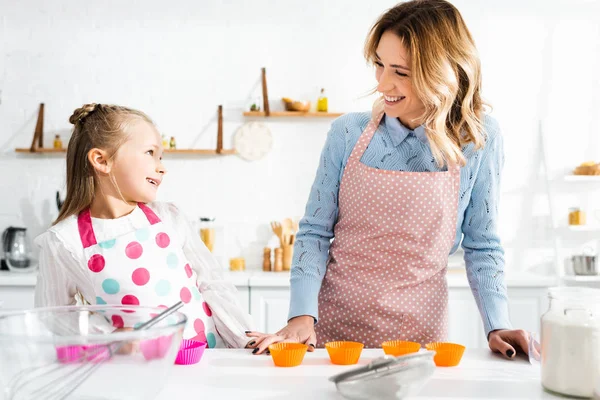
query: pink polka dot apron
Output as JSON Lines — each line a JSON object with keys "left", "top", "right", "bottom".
{"left": 78, "top": 203, "right": 224, "bottom": 348}
{"left": 315, "top": 112, "right": 460, "bottom": 348}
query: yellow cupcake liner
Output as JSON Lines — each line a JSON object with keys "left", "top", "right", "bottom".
{"left": 425, "top": 342, "right": 465, "bottom": 367}
{"left": 381, "top": 340, "right": 421, "bottom": 357}
{"left": 268, "top": 343, "right": 308, "bottom": 367}
{"left": 325, "top": 341, "right": 364, "bottom": 365}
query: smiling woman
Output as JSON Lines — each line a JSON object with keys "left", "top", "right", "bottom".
{"left": 247, "top": 0, "right": 533, "bottom": 363}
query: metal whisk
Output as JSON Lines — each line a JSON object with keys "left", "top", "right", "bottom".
{"left": 5, "top": 301, "right": 184, "bottom": 400}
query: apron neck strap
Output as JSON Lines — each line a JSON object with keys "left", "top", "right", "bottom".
{"left": 347, "top": 112, "right": 385, "bottom": 165}
{"left": 77, "top": 203, "right": 161, "bottom": 249}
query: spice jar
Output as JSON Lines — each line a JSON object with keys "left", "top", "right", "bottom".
{"left": 541, "top": 287, "right": 600, "bottom": 397}
{"left": 229, "top": 257, "right": 245, "bottom": 272}
{"left": 273, "top": 248, "right": 283, "bottom": 272}
{"left": 199, "top": 217, "right": 216, "bottom": 253}
{"left": 568, "top": 207, "right": 586, "bottom": 225}
{"left": 263, "top": 247, "right": 272, "bottom": 272}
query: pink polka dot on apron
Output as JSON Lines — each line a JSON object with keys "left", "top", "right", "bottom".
{"left": 180, "top": 287, "right": 192, "bottom": 304}
{"left": 202, "top": 302, "right": 212, "bottom": 317}
{"left": 131, "top": 268, "right": 150, "bottom": 286}
{"left": 125, "top": 242, "right": 143, "bottom": 259}
{"left": 112, "top": 315, "right": 124, "bottom": 329}
{"left": 194, "top": 318, "right": 205, "bottom": 334}
{"left": 155, "top": 232, "right": 170, "bottom": 248}
{"left": 184, "top": 264, "right": 193, "bottom": 278}
{"left": 192, "top": 332, "right": 207, "bottom": 342}
{"left": 88, "top": 254, "right": 105, "bottom": 273}
{"left": 122, "top": 294, "right": 140, "bottom": 306}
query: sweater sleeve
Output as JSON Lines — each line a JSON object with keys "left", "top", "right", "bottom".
{"left": 288, "top": 118, "right": 348, "bottom": 322}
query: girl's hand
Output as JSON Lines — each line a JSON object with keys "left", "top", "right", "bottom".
{"left": 488, "top": 329, "right": 535, "bottom": 360}
{"left": 245, "top": 315, "right": 316, "bottom": 355}
{"left": 113, "top": 327, "right": 138, "bottom": 355}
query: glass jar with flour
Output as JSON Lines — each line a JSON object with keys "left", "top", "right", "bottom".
{"left": 541, "top": 287, "right": 600, "bottom": 397}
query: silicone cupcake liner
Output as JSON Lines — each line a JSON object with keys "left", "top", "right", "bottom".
{"left": 425, "top": 342, "right": 465, "bottom": 367}
{"left": 175, "top": 339, "right": 207, "bottom": 365}
{"left": 140, "top": 335, "right": 174, "bottom": 361}
{"left": 325, "top": 341, "right": 364, "bottom": 365}
{"left": 268, "top": 343, "right": 308, "bottom": 367}
{"left": 381, "top": 340, "right": 421, "bottom": 357}
{"left": 56, "top": 344, "right": 110, "bottom": 364}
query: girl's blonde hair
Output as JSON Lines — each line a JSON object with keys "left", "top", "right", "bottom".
{"left": 54, "top": 103, "right": 153, "bottom": 225}
{"left": 365, "top": 0, "right": 487, "bottom": 167}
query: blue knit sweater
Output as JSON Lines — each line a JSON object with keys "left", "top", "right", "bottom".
{"left": 288, "top": 112, "right": 512, "bottom": 337}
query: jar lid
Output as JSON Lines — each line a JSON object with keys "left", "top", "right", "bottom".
{"left": 548, "top": 286, "right": 600, "bottom": 303}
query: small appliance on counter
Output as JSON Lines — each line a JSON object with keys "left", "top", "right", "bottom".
{"left": 2, "top": 226, "right": 37, "bottom": 273}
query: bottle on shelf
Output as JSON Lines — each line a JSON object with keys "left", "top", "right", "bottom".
{"left": 53, "top": 135, "right": 63, "bottom": 149}
{"left": 317, "top": 88, "right": 328, "bottom": 112}
{"left": 161, "top": 135, "right": 169, "bottom": 149}
{"left": 169, "top": 136, "right": 176, "bottom": 149}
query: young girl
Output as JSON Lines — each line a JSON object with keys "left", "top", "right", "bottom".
{"left": 34, "top": 103, "right": 253, "bottom": 349}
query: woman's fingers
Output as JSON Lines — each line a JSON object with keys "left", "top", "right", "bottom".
{"left": 252, "top": 334, "right": 286, "bottom": 355}
{"left": 304, "top": 330, "right": 317, "bottom": 352}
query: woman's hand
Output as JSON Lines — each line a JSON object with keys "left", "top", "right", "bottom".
{"left": 244, "top": 315, "right": 317, "bottom": 355}
{"left": 488, "top": 329, "right": 537, "bottom": 360}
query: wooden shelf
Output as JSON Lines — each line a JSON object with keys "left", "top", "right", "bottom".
{"left": 243, "top": 111, "right": 343, "bottom": 118}
{"left": 16, "top": 148, "right": 65, "bottom": 153}
{"left": 16, "top": 104, "right": 236, "bottom": 157}
{"left": 163, "top": 149, "right": 236, "bottom": 155}
{"left": 564, "top": 175, "right": 600, "bottom": 182}
{"left": 16, "top": 148, "right": 236, "bottom": 155}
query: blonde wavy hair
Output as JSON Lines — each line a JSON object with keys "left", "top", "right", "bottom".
{"left": 54, "top": 103, "right": 154, "bottom": 225}
{"left": 365, "top": 0, "right": 488, "bottom": 167}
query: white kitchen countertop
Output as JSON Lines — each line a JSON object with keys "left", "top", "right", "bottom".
{"left": 0, "top": 270, "right": 558, "bottom": 288}
{"left": 154, "top": 349, "right": 562, "bottom": 399}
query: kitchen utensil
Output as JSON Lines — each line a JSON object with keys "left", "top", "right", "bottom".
{"left": 268, "top": 343, "right": 308, "bottom": 367}
{"left": 2, "top": 226, "right": 36, "bottom": 273}
{"left": 329, "top": 351, "right": 436, "bottom": 400}
{"left": 572, "top": 255, "right": 598, "bottom": 275}
{"left": 233, "top": 122, "right": 273, "bottom": 161}
{"left": 0, "top": 302, "right": 185, "bottom": 400}
{"left": 273, "top": 248, "right": 283, "bottom": 272}
{"left": 282, "top": 218, "right": 294, "bottom": 235}
{"left": 425, "top": 342, "right": 465, "bottom": 367}
{"left": 325, "top": 341, "right": 364, "bottom": 365}
{"left": 381, "top": 340, "right": 421, "bottom": 357}
{"left": 282, "top": 244, "right": 293, "bottom": 271}
{"left": 270, "top": 221, "right": 284, "bottom": 247}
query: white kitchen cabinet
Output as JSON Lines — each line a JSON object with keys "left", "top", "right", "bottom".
{"left": 447, "top": 288, "right": 486, "bottom": 348}
{"left": 246, "top": 285, "right": 550, "bottom": 349}
{"left": 249, "top": 287, "right": 291, "bottom": 333}
{"left": 506, "top": 288, "right": 548, "bottom": 337}
{"left": 0, "top": 286, "right": 35, "bottom": 310}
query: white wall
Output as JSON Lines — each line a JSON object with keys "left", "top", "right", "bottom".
{"left": 0, "top": 0, "right": 599, "bottom": 272}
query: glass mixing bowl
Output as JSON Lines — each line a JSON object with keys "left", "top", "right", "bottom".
{"left": 0, "top": 305, "right": 186, "bottom": 400}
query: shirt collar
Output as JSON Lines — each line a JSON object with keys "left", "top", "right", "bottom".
{"left": 383, "top": 114, "right": 428, "bottom": 146}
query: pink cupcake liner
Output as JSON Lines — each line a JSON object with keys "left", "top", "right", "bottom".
{"left": 175, "top": 339, "right": 206, "bottom": 365}
{"left": 140, "top": 335, "right": 174, "bottom": 361}
{"left": 56, "top": 344, "right": 111, "bottom": 364}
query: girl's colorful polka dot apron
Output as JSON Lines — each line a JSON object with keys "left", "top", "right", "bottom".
{"left": 78, "top": 203, "right": 224, "bottom": 348}
{"left": 315, "top": 112, "right": 460, "bottom": 348}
